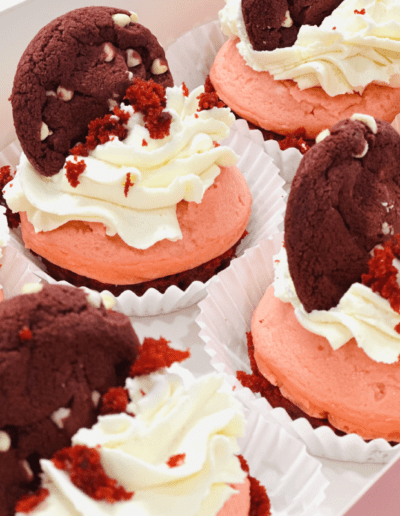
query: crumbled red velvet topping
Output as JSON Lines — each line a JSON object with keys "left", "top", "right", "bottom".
{"left": 125, "top": 78, "right": 171, "bottom": 139}
{"left": 124, "top": 172, "right": 135, "bottom": 198}
{"left": 142, "top": 139, "right": 148, "bottom": 146}
{"left": 362, "top": 234, "right": 400, "bottom": 321}
{"left": 0, "top": 165, "right": 20, "bottom": 229}
{"left": 332, "top": 26, "right": 336, "bottom": 30}
{"left": 19, "top": 327, "right": 32, "bottom": 341}
{"left": 278, "top": 128, "right": 311, "bottom": 154}
{"left": 167, "top": 453, "right": 186, "bottom": 468}
{"left": 197, "top": 91, "right": 225, "bottom": 111}
{"left": 238, "top": 456, "right": 271, "bottom": 516}
{"left": 182, "top": 82, "right": 189, "bottom": 97}
{"left": 70, "top": 108, "right": 129, "bottom": 157}
{"left": 52, "top": 445, "right": 133, "bottom": 502}
{"left": 15, "top": 488, "right": 49, "bottom": 513}
{"left": 354, "top": 8, "right": 366, "bottom": 14}
{"left": 65, "top": 158, "right": 86, "bottom": 188}
{"left": 100, "top": 387, "right": 130, "bottom": 415}
{"left": 129, "top": 337, "right": 190, "bottom": 377}
{"left": 213, "top": 142, "right": 220, "bottom": 148}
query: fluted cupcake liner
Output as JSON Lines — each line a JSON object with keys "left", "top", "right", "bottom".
{"left": 197, "top": 234, "right": 400, "bottom": 463}
{"left": 0, "top": 121, "right": 285, "bottom": 316}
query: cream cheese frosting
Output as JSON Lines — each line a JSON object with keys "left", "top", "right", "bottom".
{"left": 21, "top": 367, "right": 247, "bottom": 516}
{"left": 274, "top": 245, "right": 400, "bottom": 363}
{"left": 220, "top": 0, "right": 400, "bottom": 96}
{"left": 5, "top": 85, "right": 238, "bottom": 250}
{"left": 0, "top": 206, "right": 9, "bottom": 258}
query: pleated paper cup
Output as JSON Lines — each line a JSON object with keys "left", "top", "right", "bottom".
{"left": 197, "top": 234, "right": 400, "bottom": 463}
{"left": 170, "top": 363, "right": 328, "bottom": 515}
{"left": 0, "top": 120, "right": 285, "bottom": 316}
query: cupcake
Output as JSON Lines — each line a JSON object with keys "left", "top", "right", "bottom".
{"left": 4, "top": 7, "right": 252, "bottom": 300}
{"left": 0, "top": 283, "right": 140, "bottom": 516}
{"left": 210, "top": 0, "right": 400, "bottom": 146}
{"left": 198, "top": 114, "right": 400, "bottom": 461}
{"left": 13, "top": 336, "right": 271, "bottom": 516}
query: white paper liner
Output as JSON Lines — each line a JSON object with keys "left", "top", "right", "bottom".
{"left": 197, "top": 233, "right": 400, "bottom": 463}
{"left": 0, "top": 121, "right": 285, "bottom": 317}
{"left": 171, "top": 363, "right": 328, "bottom": 515}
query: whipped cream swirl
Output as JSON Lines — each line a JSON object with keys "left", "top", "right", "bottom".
{"left": 0, "top": 206, "right": 9, "bottom": 257}
{"left": 274, "top": 245, "right": 400, "bottom": 363}
{"left": 24, "top": 367, "right": 246, "bottom": 516}
{"left": 5, "top": 85, "right": 238, "bottom": 249}
{"left": 220, "top": 0, "right": 400, "bottom": 96}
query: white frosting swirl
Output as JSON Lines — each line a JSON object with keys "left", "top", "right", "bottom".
{"left": 24, "top": 367, "right": 246, "bottom": 516}
{"left": 220, "top": 0, "right": 400, "bottom": 96}
{"left": 274, "top": 245, "right": 400, "bottom": 363}
{"left": 0, "top": 206, "right": 9, "bottom": 258}
{"left": 5, "top": 85, "right": 238, "bottom": 249}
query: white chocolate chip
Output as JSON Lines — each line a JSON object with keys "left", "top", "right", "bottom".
{"left": 51, "top": 407, "right": 71, "bottom": 429}
{"left": 351, "top": 113, "right": 378, "bottom": 134}
{"left": 57, "top": 86, "right": 74, "bottom": 102}
{"left": 100, "top": 293, "right": 116, "bottom": 310}
{"left": 112, "top": 13, "right": 131, "bottom": 27}
{"left": 46, "top": 90, "right": 56, "bottom": 97}
{"left": 382, "top": 222, "right": 391, "bottom": 235}
{"left": 126, "top": 48, "right": 142, "bottom": 67}
{"left": 92, "top": 390, "right": 101, "bottom": 407}
{"left": 21, "top": 460, "right": 34, "bottom": 481}
{"left": 315, "top": 128, "right": 330, "bottom": 143}
{"left": 0, "top": 431, "right": 11, "bottom": 452}
{"left": 127, "top": 71, "right": 134, "bottom": 81}
{"left": 40, "top": 122, "right": 53, "bottom": 141}
{"left": 85, "top": 289, "right": 102, "bottom": 308}
{"left": 103, "top": 42, "right": 116, "bottom": 62}
{"left": 282, "top": 10, "right": 293, "bottom": 28}
{"left": 151, "top": 58, "right": 168, "bottom": 75}
{"left": 352, "top": 141, "right": 369, "bottom": 158}
{"left": 22, "top": 283, "right": 43, "bottom": 294}
{"left": 130, "top": 12, "right": 139, "bottom": 23}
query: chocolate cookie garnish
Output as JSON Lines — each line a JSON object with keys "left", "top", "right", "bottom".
{"left": 11, "top": 7, "right": 174, "bottom": 177}
{"left": 285, "top": 115, "right": 400, "bottom": 312}
{"left": 242, "top": 0, "right": 343, "bottom": 51}
{"left": 0, "top": 284, "right": 139, "bottom": 516}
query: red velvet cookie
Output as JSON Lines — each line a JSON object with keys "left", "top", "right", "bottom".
{"left": 11, "top": 6, "right": 174, "bottom": 177}
{"left": 242, "top": 0, "right": 343, "bottom": 51}
{"left": 0, "top": 284, "right": 139, "bottom": 516}
{"left": 284, "top": 115, "right": 400, "bottom": 312}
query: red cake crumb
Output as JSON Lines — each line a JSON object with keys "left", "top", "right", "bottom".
{"left": 182, "top": 82, "right": 189, "bottom": 97}
{"left": 354, "top": 8, "right": 366, "bottom": 14}
{"left": 129, "top": 337, "right": 190, "bottom": 377}
{"left": 65, "top": 158, "right": 86, "bottom": 188}
{"left": 198, "top": 75, "right": 226, "bottom": 111}
{"left": 125, "top": 78, "right": 171, "bottom": 140}
{"left": 0, "top": 165, "right": 20, "bottom": 228}
{"left": 15, "top": 488, "right": 49, "bottom": 513}
{"left": 167, "top": 453, "right": 186, "bottom": 468}
{"left": 124, "top": 173, "right": 135, "bottom": 197}
{"left": 279, "top": 133, "right": 310, "bottom": 154}
{"left": 100, "top": 387, "right": 130, "bottom": 415}
{"left": 142, "top": 139, "right": 148, "bottom": 146}
{"left": 362, "top": 234, "right": 400, "bottom": 317}
{"left": 238, "top": 456, "right": 271, "bottom": 516}
{"left": 19, "top": 327, "right": 32, "bottom": 341}
{"left": 52, "top": 445, "right": 133, "bottom": 502}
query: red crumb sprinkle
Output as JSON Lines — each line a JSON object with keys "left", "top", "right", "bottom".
{"left": 354, "top": 8, "right": 366, "bottom": 14}
{"left": 238, "top": 456, "right": 271, "bottom": 516}
{"left": 198, "top": 75, "right": 225, "bottom": 111}
{"left": 125, "top": 78, "right": 171, "bottom": 139}
{"left": 332, "top": 26, "right": 336, "bottom": 30}
{"left": 100, "top": 387, "right": 130, "bottom": 415}
{"left": 167, "top": 453, "right": 186, "bottom": 468}
{"left": 129, "top": 337, "right": 190, "bottom": 377}
{"left": 65, "top": 158, "right": 86, "bottom": 188}
{"left": 124, "top": 172, "right": 135, "bottom": 197}
{"left": 52, "top": 445, "right": 133, "bottom": 502}
{"left": 70, "top": 109, "right": 129, "bottom": 157}
{"left": 19, "top": 327, "right": 32, "bottom": 341}
{"left": 15, "top": 488, "right": 49, "bottom": 513}
{"left": 362, "top": 234, "right": 400, "bottom": 320}
{"left": 213, "top": 141, "right": 220, "bottom": 148}
{"left": 194, "top": 114, "right": 199, "bottom": 119}
{"left": 279, "top": 128, "right": 311, "bottom": 154}
{"left": 182, "top": 82, "right": 189, "bottom": 97}
{"left": 142, "top": 139, "right": 148, "bottom": 146}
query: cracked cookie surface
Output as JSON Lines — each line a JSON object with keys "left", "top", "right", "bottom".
{"left": 11, "top": 6, "right": 174, "bottom": 177}
{"left": 284, "top": 116, "right": 400, "bottom": 312}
